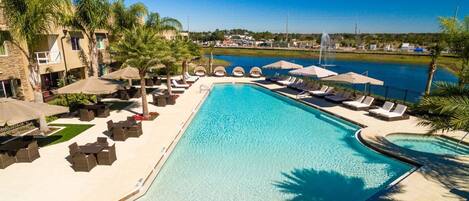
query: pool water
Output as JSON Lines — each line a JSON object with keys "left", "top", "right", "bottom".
{"left": 387, "top": 134, "right": 469, "bottom": 156}
{"left": 140, "top": 84, "right": 412, "bottom": 201}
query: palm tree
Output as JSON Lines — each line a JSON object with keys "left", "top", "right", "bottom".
{"left": 110, "top": 0, "right": 147, "bottom": 40}
{"left": 67, "top": 0, "right": 111, "bottom": 77}
{"left": 417, "top": 82, "right": 469, "bottom": 142}
{"left": 111, "top": 26, "right": 169, "bottom": 118}
{"left": 145, "top": 12, "right": 182, "bottom": 32}
{"left": 424, "top": 43, "right": 445, "bottom": 95}
{"left": 2, "top": 0, "right": 68, "bottom": 102}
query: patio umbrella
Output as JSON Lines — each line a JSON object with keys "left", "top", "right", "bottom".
{"left": 0, "top": 98, "right": 69, "bottom": 132}
{"left": 101, "top": 67, "right": 140, "bottom": 80}
{"left": 56, "top": 77, "right": 126, "bottom": 95}
{"left": 321, "top": 72, "right": 384, "bottom": 85}
{"left": 262, "top": 60, "right": 303, "bottom": 69}
{"left": 289, "top": 65, "right": 338, "bottom": 78}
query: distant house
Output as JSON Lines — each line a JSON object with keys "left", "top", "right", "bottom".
{"left": 401, "top": 43, "right": 414, "bottom": 52}
{"left": 369, "top": 44, "right": 377, "bottom": 51}
{"left": 384, "top": 44, "right": 393, "bottom": 51}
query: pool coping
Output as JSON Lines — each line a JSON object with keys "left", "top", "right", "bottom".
{"left": 123, "top": 81, "right": 423, "bottom": 201}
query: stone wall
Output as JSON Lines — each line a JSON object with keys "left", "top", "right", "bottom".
{"left": 0, "top": 41, "right": 33, "bottom": 100}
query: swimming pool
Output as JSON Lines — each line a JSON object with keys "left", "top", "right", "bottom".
{"left": 140, "top": 84, "right": 412, "bottom": 201}
{"left": 387, "top": 134, "right": 469, "bottom": 156}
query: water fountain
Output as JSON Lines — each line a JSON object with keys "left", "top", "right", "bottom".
{"left": 318, "top": 32, "right": 336, "bottom": 67}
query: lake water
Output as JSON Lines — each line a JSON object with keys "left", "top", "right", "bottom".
{"left": 213, "top": 55, "right": 459, "bottom": 102}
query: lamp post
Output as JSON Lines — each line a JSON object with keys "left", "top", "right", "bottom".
{"left": 61, "top": 29, "right": 69, "bottom": 85}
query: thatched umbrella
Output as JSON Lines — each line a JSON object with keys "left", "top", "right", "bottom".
{"left": 56, "top": 77, "right": 126, "bottom": 95}
{"left": 101, "top": 67, "right": 140, "bottom": 80}
{"left": 0, "top": 98, "right": 69, "bottom": 132}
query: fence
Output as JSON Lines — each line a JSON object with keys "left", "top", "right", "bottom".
{"left": 368, "top": 85, "right": 423, "bottom": 104}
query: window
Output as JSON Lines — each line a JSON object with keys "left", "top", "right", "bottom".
{"left": 0, "top": 41, "right": 6, "bottom": 56}
{"left": 96, "top": 35, "right": 105, "bottom": 50}
{"left": 71, "top": 37, "right": 81, "bottom": 51}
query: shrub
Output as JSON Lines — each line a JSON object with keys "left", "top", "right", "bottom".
{"left": 49, "top": 94, "right": 97, "bottom": 112}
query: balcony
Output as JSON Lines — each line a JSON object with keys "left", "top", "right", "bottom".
{"left": 35, "top": 51, "right": 61, "bottom": 65}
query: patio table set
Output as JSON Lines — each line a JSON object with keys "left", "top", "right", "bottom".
{"left": 68, "top": 137, "right": 116, "bottom": 172}
{"left": 0, "top": 136, "right": 40, "bottom": 169}
{"left": 79, "top": 103, "right": 111, "bottom": 121}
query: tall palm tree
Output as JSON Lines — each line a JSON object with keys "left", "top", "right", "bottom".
{"left": 111, "top": 26, "right": 169, "bottom": 118}
{"left": 145, "top": 12, "right": 182, "bottom": 32}
{"left": 424, "top": 43, "right": 445, "bottom": 95}
{"left": 417, "top": 82, "right": 469, "bottom": 141}
{"left": 2, "top": 0, "right": 68, "bottom": 102}
{"left": 110, "top": 0, "right": 147, "bottom": 40}
{"left": 67, "top": 0, "right": 111, "bottom": 77}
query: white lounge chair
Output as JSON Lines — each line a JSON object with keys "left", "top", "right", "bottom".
{"left": 343, "top": 96, "right": 365, "bottom": 106}
{"left": 344, "top": 96, "right": 374, "bottom": 110}
{"left": 249, "top": 67, "right": 262, "bottom": 78}
{"left": 377, "top": 104, "right": 408, "bottom": 121}
{"left": 325, "top": 91, "right": 352, "bottom": 103}
{"left": 312, "top": 87, "right": 334, "bottom": 97}
{"left": 369, "top": 101, "right": 395, "bottom": 116}
{"left": 172, "top": 79, "right": 190, "bottom": 89}
{"left": 308, "top": 85, "right": 328, "bottom": 94}
{"left": 278, "top": 77, "right": 296, "bottom": 86}
{"left": 232, "top": 67, "right": 245, "bottom": 77}
{"left": 214, "top": 71, "right": 225, "bottom": 77}
{"left": 184, "top": 72, "right": 198, "bottom": 83}
{"left": 288, "top": 79, "right": 303, "bottom": 89}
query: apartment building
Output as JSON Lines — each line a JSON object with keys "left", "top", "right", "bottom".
{"left": 0, "top": 3, "right": 110, "bottom": 101}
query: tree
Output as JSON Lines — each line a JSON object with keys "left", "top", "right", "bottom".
{"left": 145, "top": 12, "right": 182, "bottom": 32}
{"left": 111, "top": 26, "right": 169, "bottom": 118}
{"left": 2, "top": 0, "right": 68, "bottom": 102}
{"left": 176, "top": 38, "right": 201, "bottom": 84}
{"left": 110, "top": 0, "right": 147, "bottom": 40}
{"left": 207, "top": 42, "right": 215, "bottom": 74}
{"left": 424, "top": 42, "right": 445, "bottom": 95}
{"left": 439, "top": 16, "right": 469, "bottom": 86}
{"left": 417, "top": 82, "right": 469, "bottom": 142}
{"left": 67, "top": 0, "right": 111, "bottom": 77}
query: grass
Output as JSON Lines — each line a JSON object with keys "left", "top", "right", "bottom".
{"left": 37, "top": 124, "right": 94, "bottom": 147}
{"left": 205, "top": 47, "right": 461, "bottom": 74}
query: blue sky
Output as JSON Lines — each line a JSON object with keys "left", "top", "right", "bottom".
{"left": 126, "top": 0, "right": 468, "bottom": 33}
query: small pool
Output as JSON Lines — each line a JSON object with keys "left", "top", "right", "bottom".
{"left": 387, "top": 134, "right": 469, "bottom": 156}
{"left": 140, "top": 84, "right": 412, "bottom": 201}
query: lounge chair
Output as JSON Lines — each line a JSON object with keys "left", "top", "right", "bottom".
{"left": 232, "top": 67, "right": 245, "bottom": 77}
{"left": 79, "top": 109, "right": 95, "bottom": 121}
{"left": 278, "top": 77, "right": 296, "bottom": 86}
{"left": 184, "top": 72, "right": 198, "bottom": 83}
{"left": 249, "top": 67, "right": 262, "bottom": 78}
{"left": 377, "top": 104, "right": 408, "bottom": 121}
{"left": 288, "top": 79, "right": 303, "bottom": 89}
{"left": 344, "top": 96, "right": 374, "bottom": 110}
{"left": 268, "top": 73, "right": 281, "bottom": 81}
{"left": 325, "top": 91, "right": 352, "bottom": 103}
{"left": 369, "top": 101, "right": 395, "bottom": 116}
{"left": 343, "top": 96, "right": 365, "bottom": 106}
{"left": 0, "top": 152, "right": 16, "bottom": 169}
{"left": 194, "top": 66, "right": 207, "bottom": 77}
{"left": 312, "top": 87, "right": 334, "bottom": 97}
{"left": 172, "top": 79, "right": 190, "bottom": 89}
{"left": 213, "top": 66, "right": 227, "bottom": 77}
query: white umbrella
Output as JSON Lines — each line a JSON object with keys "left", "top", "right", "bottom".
{"left": 289, "top": 65, "right": 338, "bottom": 78}
{"left": 321, "top": 72, "right": 384, "bottom": 85}
{"left": 262, "top": 60, "right": 303, "bottom": 69}
{"left": 101, "top": 67, "right": 140, "bottom": 80}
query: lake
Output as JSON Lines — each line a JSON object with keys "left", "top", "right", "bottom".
{"left": 213, "top": 55, "right": 459, "bottom": 102}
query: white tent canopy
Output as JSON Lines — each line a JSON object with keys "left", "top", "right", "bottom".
{"left": 321, "top": 72, "right": 384, "bottom": 85}
{"left": 289, "top": 65, "right": 338, "bottom": 78}
{"left": 262, "top": 60, "right": 303, "bottom": 69}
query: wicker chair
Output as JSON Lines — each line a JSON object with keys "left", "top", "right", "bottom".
{"left": 127, "top": 122, "right": 143, "bottom": 138}
{"left": 119, "top": 90, "right": 130, "bottom": 100}
{"left": 127, "top": 116, "right": 137, "bottom": 125}
{"left": 79, "top": 109, "right": 95, "bottom": 121}
{"left": 68, "top": 142, "right": 80, "bottom": 156}
{"left": 112, "top": 127, "right": 128, "bottom": 141}
{"left": 106, "top": 120, "right": 114, "bottom": 132}
{"left": 166, "top": 95, "right": 177, "bottom": 105}
{"left": 16, "top": 141, "right": 40, "bottom": 163}
{"left": 71, "top": 153, "right": 97, "bottom": 172}
{"left": 97, "top": 137, "right": 108, "bottom": 146}
{"left": 97, "top": 144, "right": 117, "bottom": 165}
{"left": 96, "top": 105, "right": 110, "bottom": 118}
{"left": 0, "top": 152, "right": 16, "bottom": 169}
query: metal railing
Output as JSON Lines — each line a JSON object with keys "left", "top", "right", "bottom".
{"left": 35, "top": 51, "right": 61, "bottom": 65}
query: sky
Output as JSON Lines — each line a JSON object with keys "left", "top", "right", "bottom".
{"left": 126, "top": 0, "right": 468, "bottom": 33}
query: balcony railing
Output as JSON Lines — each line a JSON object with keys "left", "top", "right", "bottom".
{"left": 35, "top": 51, "right": 61, "bottom": 65}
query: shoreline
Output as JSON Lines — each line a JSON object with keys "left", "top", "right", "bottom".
{"left": 205, "top": 47, "right": 461, "bottom": 74}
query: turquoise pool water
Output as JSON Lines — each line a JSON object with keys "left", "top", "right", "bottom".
{"left": 387, "top": 134, "right": 469, "bottom": 156}
{"left": 140, "top": 84, "right": 412, "bottom": 201}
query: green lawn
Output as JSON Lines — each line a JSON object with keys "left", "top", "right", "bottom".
{"left": 37, "top": 124, "right": 94, "bottom": 147}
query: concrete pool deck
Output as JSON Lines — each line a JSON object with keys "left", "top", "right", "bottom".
{"left": 0, "top": 77, "right": 467, "bottom": 201}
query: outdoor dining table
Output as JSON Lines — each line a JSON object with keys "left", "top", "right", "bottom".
{"left": 79, "top": 144, "right": 105, "bottom": 154}
{"left": 81, "top": 103, "right": 110, "bottom": 118}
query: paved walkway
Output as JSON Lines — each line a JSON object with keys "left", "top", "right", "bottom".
{"left": 0, "top": 77, "right": 467, "bottom": 201}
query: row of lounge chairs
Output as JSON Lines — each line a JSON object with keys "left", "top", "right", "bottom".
{"left": 194, "top": 66, "right": 263, "bottom": 78}
{"left": 273, "top": 78, "right": 409, "bottom": 121}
